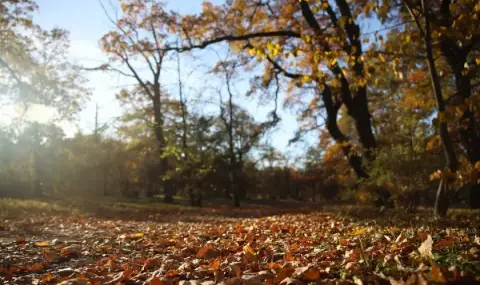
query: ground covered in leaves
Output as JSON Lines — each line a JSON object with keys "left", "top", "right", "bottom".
{"left": 0, "top": 198, "right": 480, "bottom": 285}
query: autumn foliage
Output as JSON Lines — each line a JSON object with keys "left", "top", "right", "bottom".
{"left": 1, "top": 0, "right": 480, "bottom": 283}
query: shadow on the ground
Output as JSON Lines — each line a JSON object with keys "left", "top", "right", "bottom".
{"left": 1, "top": 196, "right": 479, "bottom": 229}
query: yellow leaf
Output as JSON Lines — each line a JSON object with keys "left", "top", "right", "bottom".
{"left": 34, "top": 241, "right": 49, "bottom": 247}
{"left": 301, "top": 75, "right": 312, "bottom": 84}
{"left": 243, "top": 244, "right": 257, "bottom": 262}
{"left": 357, "top": 76, "right": 367, "bottom": 87}
{"left": 349, "top": 228, "right": 367, "bottom": 236}
{"left": 131, "top": 232, "right": 144, "bottom": 239}
{"left": 328, "top": 57, "right": 337, "bottom": 67}
{"left": 476, "top": 57, "right": 480, "bottom": 65}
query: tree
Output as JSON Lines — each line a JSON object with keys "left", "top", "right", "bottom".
{"left": 99, "top": 0, "right": 177, "bottom": 202}
{"left": 129, "top": 0, "right": 381, "bottom": 179}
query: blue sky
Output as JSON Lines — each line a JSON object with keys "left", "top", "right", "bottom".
{"left": 32, "top": 0, "right": 302, "bottom": 154}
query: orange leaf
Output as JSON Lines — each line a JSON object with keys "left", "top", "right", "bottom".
{"left": 430, "top": 264, "right": 447, "bottom": 283}
{"left": 41, "top": 272, "right": 53, "bottom": 282}
{"left": 197, "top": 245, "right": 216, "bottom": 258}
{"left": 105, "top": 259, "right": 115, "bottom": 267}
{"left": 300, "top": 266, "right": 321, "bottom": 281}
{"left": 150, "top": 277, "right": 164, "bottom": 285}
{"left": 243, "top": 245, "right": 255, "bottom": 255}
{"left": 284, "top": 251, "right": 294, "bottom": 261}
{"left": 268, "top": 262, "right": 282, "bottom": 271}
{"left": 209, "top": 259, "right": 220, "bottom": 271}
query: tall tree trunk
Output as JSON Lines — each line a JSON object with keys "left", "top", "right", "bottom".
{"left": 176, "top": 52, "right": 196, "bottom": 206}
{"left": 437, "top": 0, "right": 480, "bottom": 164}
{"left": 152, "top": 91, "right": 173, "bottom": 203}
{"left": 221, "top": 65, "right": 240, "bottom": 207}
{"left": 103, "top": 170, "right": 109, "bottom": 196}
{"left": 31, "top": 123, "right": 43, "bottom": 197}
{"left": 299, "top": 1, "right": 376, "bottom": 175}
{"left": 410, "top": 0, "right": 459, "bottom": 217}
{"left": 335, "top": 0, "right": 377, "bottom": 159}
{"left": 237, "top": 152, "right": 246, "bottom": 200}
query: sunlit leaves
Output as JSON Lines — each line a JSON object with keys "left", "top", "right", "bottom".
{"left": 418, "top": 235, "right": 434, "bottom": 259}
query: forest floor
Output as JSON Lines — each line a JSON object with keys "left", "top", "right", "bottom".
{"left": 0, "top": 197, "right": 479, "bottom": 285}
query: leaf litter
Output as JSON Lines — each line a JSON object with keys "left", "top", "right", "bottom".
{"left": 0, "top": 205, "right": 479, "bottom": 284}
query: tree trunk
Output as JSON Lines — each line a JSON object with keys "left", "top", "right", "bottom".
{"left": 152, "top": 93, "right": 173, "bottom": 203}
{"left": 320, "top": 85, "right": 369, "bottom": 178}
{"left": 335, "top": 0, "right": 377, "bottom": 159}
{"left": 299, "top": 1, "right": 377, "bottom": 166}
{"left": 188, "top": 186, "right": 195, "bottom": 206}
{"left": 352, "top": 88, "right": 377, "bottom": 160}
{"left": 435, "top": 178, "right": 449, "bottom": 217}
{"left": 145, "top": 178, "right": 154, "bottom": 198}
{"left": 31, "top": 123, "right": 43, "bottom": 197}
{"left": 237, "top": 153, "right": 246, "bottom": 200}
{"left": 413, "top": 0, "right": 458, "bottom": 217}
{"left": 103, "top": 170, "right": 109, "bottom": 196}
{"left": 438, "top": 0, "right": 480, "bottom": 164}
{"left": 33, "top": 149, "right": 43, "bottom": 197}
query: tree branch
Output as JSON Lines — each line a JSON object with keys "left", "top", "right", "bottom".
{"left": 162, "top": 30, "right": 301, "bottom": 52}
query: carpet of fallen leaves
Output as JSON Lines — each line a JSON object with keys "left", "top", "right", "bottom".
{"left": 1, "top": 199, "right": 480, "bottom": 285}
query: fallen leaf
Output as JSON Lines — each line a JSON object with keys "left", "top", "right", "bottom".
{"left": 293, "top": 265, "right": 321, "bottom": 281}
{"left": 35, "top": 241, "right": 50, "bottom": 247}
{"left": 208, "top": 259, "right": 220, "bottom": 271}
{"left": 15, "top": 237, "right": 26, "bottom": 244}
{"left": 430, "top": 264, "right": 447, "bottom": 283}
{"left": 418, "top": 235, "right": 433, "bottom": 259}
{"left": 197, "top": 245, "right": 218, "bottom": 259}
{"left": 150, "top": 277, "right": 164, "bottom": 285}
{"left": 349, "top": 228, "right": 367, "bottom": 236}
{"left": 434, "top": 238, "right": 454, "bottom": 250}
